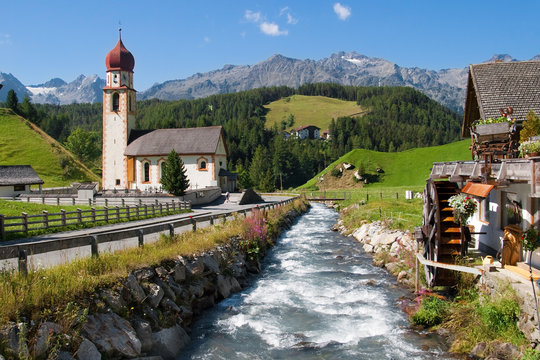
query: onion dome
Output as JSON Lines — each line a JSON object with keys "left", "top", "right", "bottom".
{"left": 105, "top": 29, "right": 135, "bottom": 72}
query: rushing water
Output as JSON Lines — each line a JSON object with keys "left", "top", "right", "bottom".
{"left": 179, "top": 203, "right": 453, "bottom": 359}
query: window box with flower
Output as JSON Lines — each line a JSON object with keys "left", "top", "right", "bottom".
{"left": 518, "top": 140, "right": 540, "bottom": 158}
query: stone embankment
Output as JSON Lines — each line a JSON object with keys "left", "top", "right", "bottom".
{"left": 333, "top": 219, "right": 417, "bottom": 288}
{"left": 0, "top": 208, "right": 304, "bottom": 360}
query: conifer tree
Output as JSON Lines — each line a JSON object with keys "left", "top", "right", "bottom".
{"left": 161, "top": 149, "right": 190, "bottom": 196}
{"left": 6, "top": 90, "right": 18, "bottom": 113}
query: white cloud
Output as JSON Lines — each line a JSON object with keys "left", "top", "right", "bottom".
{"left": 245, "top": 10, "right": 261, "bottom": 23}
{"left": 260, "top": 22, "right": 288, "bottom": 36}
{"left": 0, "top": 33, "right": 11, "bottom": 45}
{"left": 279, "top": 6, "right": 298, "bottom": 25}
{"left": 287, "top": 13, "right": 298, "bottom": 25}
{"left": 203, "top": 36, "right": 211, "bottom": 43}
{"left": 333, "top": 3, "right": 351, "bottom": 20}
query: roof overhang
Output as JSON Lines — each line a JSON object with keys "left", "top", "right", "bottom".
{"left": 461, "top": 182, "right": 495, "bottom": 198}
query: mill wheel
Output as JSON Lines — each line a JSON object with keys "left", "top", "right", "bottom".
{"left": 421, "top": 180, "right": 461, "bottom": 287}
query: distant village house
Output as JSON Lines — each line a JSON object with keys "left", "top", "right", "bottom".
{"left": 295, "top": 125, "right": 320, "bottom": 140}
{"left": 0, "top": 165, "right": 43, "bottom": 197}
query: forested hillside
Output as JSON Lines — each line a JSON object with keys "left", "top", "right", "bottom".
{"left": 4, "top": 84, "right": 462, "bottom": 190}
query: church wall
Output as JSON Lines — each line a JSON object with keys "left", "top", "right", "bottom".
{"left": 132, "top": 155, "right": 221, "bottom": 192}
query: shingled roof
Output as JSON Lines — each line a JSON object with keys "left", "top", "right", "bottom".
{"left": 462, "top": 61, "right": 540, "bottom": 137}
{"left": 0, "top": 165, "right": 44, "bottom": 186}
{"left": 125, "top": 126, "right": 225, "bottom": 156}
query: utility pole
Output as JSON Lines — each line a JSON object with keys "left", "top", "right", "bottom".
{"left": 280, "top": 173, "right": 283, "bottom": 191}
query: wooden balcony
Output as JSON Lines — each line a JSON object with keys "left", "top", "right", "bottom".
{"left": 430, "top": 157, "right": 540, "bottom": 197}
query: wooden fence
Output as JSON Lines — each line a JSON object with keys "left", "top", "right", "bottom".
{"left": 0, "top": 200, "right": 190, "bottom": 241}
{"left": 0, "top": 197, "right": 298, "bottom": 274}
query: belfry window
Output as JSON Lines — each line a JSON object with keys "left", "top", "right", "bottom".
{"left": 112, "top": 93, "right": 120, "bottom": 111}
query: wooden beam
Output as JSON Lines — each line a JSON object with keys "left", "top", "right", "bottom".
{"left": 416, "top": 252, "right": 483, "bottom": 276}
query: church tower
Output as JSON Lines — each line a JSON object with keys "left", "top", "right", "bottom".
{"left": 102, "top": 29, "right": 136, "bottom": 189}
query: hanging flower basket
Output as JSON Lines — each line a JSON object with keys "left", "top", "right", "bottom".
{"left": 448, "top": 193, "right": 477, "bottom": 225}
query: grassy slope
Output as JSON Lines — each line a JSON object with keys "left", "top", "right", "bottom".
{"left": 300, "top": 139, "right": 471, "bottom": 191}
{"left": 264, "top": 95, "right": 366, "bottom": 131}
{"left": 0, "top": 109, "right": 100, "bottom": 187}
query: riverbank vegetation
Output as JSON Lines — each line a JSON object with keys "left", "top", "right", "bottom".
{"left": 0, "top": 198, "right": 308, "bottom": 326}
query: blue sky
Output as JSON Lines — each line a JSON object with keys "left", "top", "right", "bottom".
{"left": 2, "top": 1, "right": 540, "bottom": 91}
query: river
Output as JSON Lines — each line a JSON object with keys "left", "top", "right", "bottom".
{"left": 179, "top": 203, "right": 453, "bottom": 359}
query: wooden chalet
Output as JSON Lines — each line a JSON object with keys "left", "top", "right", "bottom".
{"left": 419, "top": 61, "right": 540, "bottom": 286}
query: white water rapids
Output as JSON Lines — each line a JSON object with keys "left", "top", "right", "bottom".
{"left": 179, "top": 203, "right": 453, "bottom": 359}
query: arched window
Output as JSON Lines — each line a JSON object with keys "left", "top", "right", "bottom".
{"left": 197, "top": 157, "right": 208, "bottom": 171}
{"left": 112, "top": 93, "right": 119, "bottom": 111}
{"left": 143, "top": 162, "right": 150, "bottom": 182}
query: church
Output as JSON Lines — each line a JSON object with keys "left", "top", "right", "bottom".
{"left": 102, "top": 31, "right": 235, "bottom": 193}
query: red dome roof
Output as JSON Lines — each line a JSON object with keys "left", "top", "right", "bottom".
{"left": 105, "top": 31, "right": 135, "bottom": 72}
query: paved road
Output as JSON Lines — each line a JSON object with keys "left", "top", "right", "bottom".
{"left": 0, "top": 194, "right": 294, "bottom": 271}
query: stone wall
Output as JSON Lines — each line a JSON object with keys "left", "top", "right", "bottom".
{"left": 0, "top": 208, "right": 304, "bottom": 360}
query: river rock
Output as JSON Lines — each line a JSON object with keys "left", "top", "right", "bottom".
{"left": 160, "top": 298, "right": 181, "bottom": 313}
{"left": 363, "top": 244, "right": 374, "bottom": 253}
{"left": 397, "top": 270, "right": 408, "bottom": 282}
{"left": 154, "top": 278, "right": 176, "bottom": 302}
{"left": 101, "top": 288, "right": 127, "bottom": 313}
{"left": 34, "top": 321, "right": 62, "bottom": 358}
{"left": 134, "top": 267, "right": 156, "bottom": 282}
{"left": 0, "top": 322, "right": 29, "bottom": 358}
{"left": 352, "top": 224, "right": 371, "bottom": 244}
{"left": 83, "top": 313, "right": 141, "bottom": 358}
{"left": 143, "top": 283, "right": 164, "bottom": 308}
{"left": 486, "top": 341, "right": 521, "bottom": 360}
{"left": 76, "top": 338, "right": 101, "bottom": 360}
{"left": 150, "top": 325, "right": 190, "bottom": 360}
{"left": 142, "top": 305, "right": 160, "bottom": 329}
{"left": 155, "top": 266, "right": 169, "bottom": 278}
{"left": 217, "top": 274, "right": 235, "bottom": 298}
{"left": 202, "top": 254, "right": 220, "bottom": 274}
{"left": 173, "top": 262, "right": 186, "bottom": 283}
{"left": 125, "top": 274, "right": 146, "bottom": 303}
{"left": 185, "top": 258, "right": 204, "bottom": 277}
{"left": 133, "top": 318, "right": 153, "bottom": 353}
{"left": 189, "top": 281, "right": 205, "bottom": 298}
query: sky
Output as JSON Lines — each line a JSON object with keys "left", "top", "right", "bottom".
{"left": 2, "top": 0, "right": 540, "bottom": 91}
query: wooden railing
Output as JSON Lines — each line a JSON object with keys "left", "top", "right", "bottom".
{"left": 0, "top": 201, "right": 190, "bottom": 241}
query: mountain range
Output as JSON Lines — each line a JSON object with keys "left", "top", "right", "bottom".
{"left": 0, "top": 52, "right": 536, "bottom": 112}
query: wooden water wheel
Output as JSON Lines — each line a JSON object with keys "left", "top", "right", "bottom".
{"left": 421, "top": 180, "right": 462, "bottom": 287}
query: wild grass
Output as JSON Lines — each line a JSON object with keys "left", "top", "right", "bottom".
{"left": 339, "top": 191, "right": 423, "bottom": 232}
{"left": 442, "top": 281, "right": 527, "bottom": 353}
{"left": 264, "top": 95, "right": 366, "bottom": 131}
{"left": 0, "top": 109, "right": 99, "bottom": 187}
{"left": 0, "top": 199, "right": 306, "bottom": 325}
{"left": 299, "top": 139, "right": 470, "bottom": 190}
{"left": 0, "top": 199, "right": 98, "bottom": 217}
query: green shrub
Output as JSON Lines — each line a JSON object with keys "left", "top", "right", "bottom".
{"left": 330, "top": 168, "right": 342, "bottom": 177}
{"left": 477, "top": 297, "right": 520, "bottom": 333}
{"left": 411, "top": 296, "right": 449, "bottom": 327}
